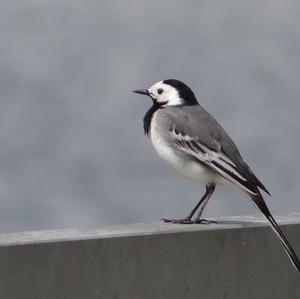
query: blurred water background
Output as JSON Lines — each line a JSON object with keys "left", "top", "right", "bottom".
{"left": 0, "top": 0, "right": 299, "bottom": 232}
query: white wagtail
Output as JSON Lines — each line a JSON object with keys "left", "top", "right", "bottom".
{"left": 134, "top": 79, "right": 300, "bottom": 272}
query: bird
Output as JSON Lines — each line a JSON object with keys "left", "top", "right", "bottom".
{"left": 133, "top": 78, "right": 300, "bottom": 272}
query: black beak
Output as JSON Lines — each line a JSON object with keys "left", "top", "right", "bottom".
{"left": 133, "top": 89, "right": 150, "bottom": 96}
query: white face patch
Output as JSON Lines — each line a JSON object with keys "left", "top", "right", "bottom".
{"left": 147, "top": 81, "right": 183, "bottom": 106}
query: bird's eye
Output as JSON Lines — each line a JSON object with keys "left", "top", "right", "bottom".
{"left": 157, "top": 88, "right": 163, "bottom": 95}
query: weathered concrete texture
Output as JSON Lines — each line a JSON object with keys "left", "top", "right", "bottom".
{"left": 0, "top": 214, "right": 300, "bottom": 299}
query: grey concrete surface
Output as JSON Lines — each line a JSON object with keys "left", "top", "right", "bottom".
{"left": 0, "top": 214, "right": 300, "bottom": 299}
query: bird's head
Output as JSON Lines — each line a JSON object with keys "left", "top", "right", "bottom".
{"left": 133, "top": 79, "right": 198, "bottom": 107}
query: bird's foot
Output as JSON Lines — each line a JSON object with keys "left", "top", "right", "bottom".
{"left": 162, "top": 218, "right": 195, "bottom": 224}
{"left": 193, "top": 218, "right": 217, "bottom": 224}
{"left": 162, "top": 218, "right": 217, "bottom": 224}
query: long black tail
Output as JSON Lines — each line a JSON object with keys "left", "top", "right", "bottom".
{"left": 250, "top": 191, "right": 300, "bottom": 272}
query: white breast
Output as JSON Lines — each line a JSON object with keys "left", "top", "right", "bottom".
{"left": 149, "top": 113, "right": 223, "bottom": 185}
{"left": 150, "top": 113, "right": 176, "bottom": 165}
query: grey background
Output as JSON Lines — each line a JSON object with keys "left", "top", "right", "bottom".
{"left": 0, "top": 0, "right": 299, "bottom": 232}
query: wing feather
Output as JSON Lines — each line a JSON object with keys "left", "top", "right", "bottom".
{"left": 170, "top": 128, "right": 258, "bottom": 195}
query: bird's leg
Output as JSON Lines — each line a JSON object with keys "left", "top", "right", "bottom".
{"left": 162, "top": 183, "right": 216, "bottom": 224}
{"left": 194, "top": 183, "right": 216, "bottom": 224}
{"left": 185, "top": 183, "right": 215, "bottom": 220}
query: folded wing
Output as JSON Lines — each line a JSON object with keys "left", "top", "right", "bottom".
{"left": 170, "top": 127, "right": 258, "bottom": 195}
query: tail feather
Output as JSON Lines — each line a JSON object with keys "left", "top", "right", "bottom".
{"left": 250, "top": 191, "right": 300, "bottom": 272}
{"left": 255, "top": 177, "right": 271, "bottom": 196}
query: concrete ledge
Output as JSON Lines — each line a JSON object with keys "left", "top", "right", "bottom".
{"left": 0, "top": 214, "right": 300, "bottom": 299}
